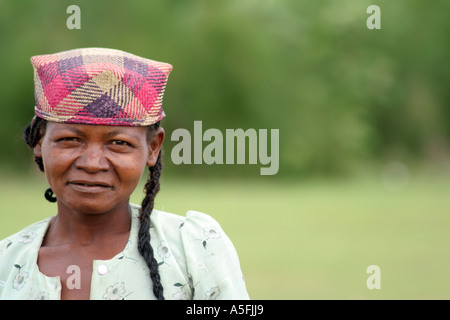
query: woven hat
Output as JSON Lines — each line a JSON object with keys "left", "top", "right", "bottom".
{"left": 31, "top": 48, "right": 173, "bottom": 126}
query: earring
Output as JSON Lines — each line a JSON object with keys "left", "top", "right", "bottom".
{"left": 44, "top": 188, "right": 57, "bottom": 203}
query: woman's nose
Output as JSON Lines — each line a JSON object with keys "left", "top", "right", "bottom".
{"left": 74, "top": 145, "right": 110, "bottom": 172}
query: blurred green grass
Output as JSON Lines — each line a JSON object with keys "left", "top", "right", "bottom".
{"left": 1, "top": 170, "right": 449, "bottom": 299}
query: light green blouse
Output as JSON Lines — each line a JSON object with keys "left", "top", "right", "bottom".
{"left": 0, "top": 204, "right": 249, "bottom": 300}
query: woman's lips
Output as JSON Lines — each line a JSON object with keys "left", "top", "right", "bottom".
{"left": 68, "top": 180, "right": 113, "bottom": 193}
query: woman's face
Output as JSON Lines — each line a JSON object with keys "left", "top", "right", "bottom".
{"left": 34, "top": 122, "right": 164, "bottom": 215}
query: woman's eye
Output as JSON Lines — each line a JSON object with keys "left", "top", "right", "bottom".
{"left": 55, "top": 137, "right": 81, "bottom": 147}
{"left": 111, "top": 140, "right": 131, "bottom": 147}
{"left": 58, "top": 137, "right": 79, "bottom": 142}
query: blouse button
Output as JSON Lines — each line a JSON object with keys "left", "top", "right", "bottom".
{"left": 97, "top": 264, "right": 108, "bottom": 275}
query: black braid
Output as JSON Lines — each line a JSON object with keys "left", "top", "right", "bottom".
{"left": 24, "top": 116, "right": 165, "bottom": 299}
{"left": 138, "top": 123, "right": 165, "bottom": 300}
{"left": 24, "top": 116, "right": 46, "bottom": 172}
{"left": 24, "top": 117, "right": 56, "bottom": 201}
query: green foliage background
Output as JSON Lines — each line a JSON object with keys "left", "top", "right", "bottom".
{"left": 0, "top": 0, "right": 449, "bottom": 177}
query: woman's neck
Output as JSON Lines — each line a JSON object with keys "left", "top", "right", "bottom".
{"left": 43, "top": 200, "right": 132, "bottom": 247}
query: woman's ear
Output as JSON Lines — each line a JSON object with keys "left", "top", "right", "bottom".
{"left": 147, "top": 127, "right": 165, "bottom": 167}
{"left": 33, "top": 139, "right": 43, "bottom": 159}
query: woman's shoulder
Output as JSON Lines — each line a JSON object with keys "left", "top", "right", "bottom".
{"left": 129, "top": 203, "right": 223, "bottom": 234}
{"left": 0, "top": 217, "right": 51, "bottom": 280}
{"left": 139, "top": 207, "right": 249, "bottom": 300}
{"left": 157, "top": 209, "right": 222, "bottom": 232}
{"left": 0, "top": 217, "right": 51, "bottom": 253}
{"left": 137, "top": 204, "right": 238, "bottom": 261}
{"left": 129, "top": 204, "right": 249, "bottom": 299}
{"left": 129, "top": 203, "right": 235, "bottom": 260}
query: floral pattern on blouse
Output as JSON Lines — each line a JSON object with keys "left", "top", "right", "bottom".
{"left": 103, "top": 282, "right": 127, "bottom": 300}
{"left": 0, "top": 204, "right": 249, "bottom": 300}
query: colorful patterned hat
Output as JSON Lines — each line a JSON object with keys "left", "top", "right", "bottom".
{"left": 31, "top": 48, "right": 173, "bottom": 126}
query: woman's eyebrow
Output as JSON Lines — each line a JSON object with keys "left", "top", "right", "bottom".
{"left": 53, "top": 126, "right": 85, "bottom": 136}
{"left": 105, "top": 130, "right": 129, "bottom": 137}
{"left": 104, "top": 130, "right": 140, "bottom": 140}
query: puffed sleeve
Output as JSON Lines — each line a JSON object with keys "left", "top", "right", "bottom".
{"left": 179, "top": 210, "right": 250, "bottom": 300}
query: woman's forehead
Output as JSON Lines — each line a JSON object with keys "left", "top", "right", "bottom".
{"left": 46, "top": 122, "right": 148, "bottom": 137}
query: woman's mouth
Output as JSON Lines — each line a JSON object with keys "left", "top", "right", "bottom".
{"left": 68, "top": 180, "right": 113, "bottom": 193}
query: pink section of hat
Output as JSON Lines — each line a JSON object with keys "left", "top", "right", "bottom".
{"left": 31, "top": 48, "right": 173, "bottom": 126}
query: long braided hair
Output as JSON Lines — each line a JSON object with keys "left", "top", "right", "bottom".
{"left": 24, "top": 116, "right": 165, "bottom": 300}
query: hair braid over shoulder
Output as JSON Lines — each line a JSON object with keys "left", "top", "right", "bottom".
{"left": 138, "top": 150, "right": 165, "bottom": 300}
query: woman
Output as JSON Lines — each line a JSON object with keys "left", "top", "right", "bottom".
{"left": 0, "top": 48, "right": 249, "bottom": 300}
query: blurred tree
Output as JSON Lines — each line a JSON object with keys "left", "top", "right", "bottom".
{"left": 0, "top": 0, "right": 448, "bottom": 177}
